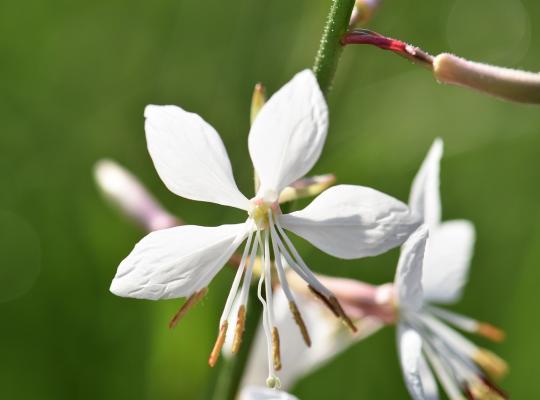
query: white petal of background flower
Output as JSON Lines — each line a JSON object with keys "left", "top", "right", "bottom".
{"left": 395, "top": 225, "right": 428, "bottom": 311}
{"left": 145, "top": 105, "right": 250, "bottom": 210}
{"left": 398, "top": 325, "right": 427, "bottom": 400}
{"left": 239, "top": 386, "right": 299, "bottom": 400}
{"left": 248, "top": 70, "right": 328, "bottom": 197}
{"left": 280, "top": 185, "right": 420, "bottom": 259}
{"left": 110, "top": 223, "right": 247, "bottom": 300}
{"left": 409, "top": 139, "right": 443, "bottom": 228}
{"left": 422, "top": 220, "right": 475, "bottom": 304}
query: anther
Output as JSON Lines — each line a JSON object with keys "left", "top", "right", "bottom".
{"left": 289, "top": 301, "right": 312, "bottom": 347}
{"left": 231, "top": 305, "right": 246, "bottom": 354}
{"left": 272, "top": 327, "right": 282, "bottom": 371}
{"left": 168, "top": 287, "right": 208, "bottom": 329}
{"left": 308, "top": 285, "right": 339, "bottom": 317}
{"left": 208, "top": 321, "right": 228, "bottom": 367}
{"left": 470, "top": 379, "right": 507, "bottom": 400}
{"left": 480, "top": 376, "right": 509, "bottom": 399}
{"left": 328, "top": 296, "right": 358, "bottom": 333}
{"left": 477, "top": 323, "right": 506, "bottom": 343}
{"left": 308, "top": 285, "right": 357, "bottom": 333}
{"left": 473, "top": 348, "right": 508, "bottom": 380}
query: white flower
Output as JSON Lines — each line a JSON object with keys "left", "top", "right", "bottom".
{"left": 109, "top": 69, "right": 419, "bottom": 384}
{"left": 391, "top": 139, "right": 508, "bottom": 400}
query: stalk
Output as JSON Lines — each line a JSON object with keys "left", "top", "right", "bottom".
{"left": 313, "top": 0, "right": 356, "bottom": 95}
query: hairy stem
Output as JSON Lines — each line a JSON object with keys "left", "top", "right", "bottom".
{"left": 313, "top": 0, "right": 356, "bottom": 95}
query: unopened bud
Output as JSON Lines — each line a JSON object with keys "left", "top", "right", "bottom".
{"left": 350, "top": 0, "right": 382, "bottom": 27}
{"left": 279, "top": 174, "right": 336, "bottom": 203}
{"left": 94, "top": 160, "right": 180, "bottom": 231}
{"left": 433, "top": 53, "right": 540, "bottom": 104}
{"left": 250, "top": 83, "right": 267, "bottom": 125}
{"left": 251, "top": 83, "right": 267, "bottom": 192}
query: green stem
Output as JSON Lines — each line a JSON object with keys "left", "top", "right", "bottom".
{"left": 313, "top": 0, "right": 356, "bottom": 95}
{"left": 202, "top": 288, "right": 263, "bottom": 400}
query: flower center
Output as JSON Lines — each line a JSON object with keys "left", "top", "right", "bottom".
{"left": 248, "top": 197, "right": 279, "bottom": 229}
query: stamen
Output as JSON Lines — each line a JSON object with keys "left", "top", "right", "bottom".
{"left": 477, "top": 323, "right": 506, "bottom": 343}
{"left": 422, "top": 340, "right": 466, "bottom": 400}
{"left": 308, "top": 284, "right": 339, "bottom": 317}
{"left": 168, "top": 287, "right": 208, "bottom": 329}
{"left": 328, "top": 296, "right": 358, "bottom": 333}
{"left": 273, "top": 221, "right": 333, "bottom": 297}
{"left": 272, "top": 326, "right": 282, "bottom": 371}
{"left": 479, "top": 376, "right": 509, "bottom": 399}
{"left": 473, "top": 349, "right": 508, "bottom": 380}
{"left": 289, "top": 301, "right": 312, "bottom": 347}
{"left": 208, "top": 321, "right": 228, "bottom": 367}
{"left": 469, "top": 380, "right": 506, "bottom": 400}
{"left": 268, "top": 215, "right": 312, "bottom": 347}
{"left": 219, "top": 230, "right": 254, "bottom": 325}
{"left": 231, "top": 305, "right": 246, "bottom": 354}
{"left": 307, "top": 285, "right": 357, "bottom": 333}
{"left": 428, "top": 306, "right": 506, "bottom": 343}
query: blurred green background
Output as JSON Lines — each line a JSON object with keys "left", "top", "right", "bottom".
{"left": 1, "top": 0, "right": 539, "bottom": 398}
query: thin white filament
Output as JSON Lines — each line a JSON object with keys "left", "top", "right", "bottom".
{"left": 268, "top": 212, "right": 297, "bottom": 303}
{"left": 427, "top": 305, "right": 478, "bottom": 333}
{"left": 262, "top": 229, "right": 276, "bottom": 329}
{"left": 423, "top": 340, "right": 464, "bottom": 400}
{"left": 238, "top": 235, "right": 259, "bottom": 308}
{"left": 256, "top": 259, "right": 274, "bottom": 378}
{"left": 273, "top": 219, "right": 333, "bottom": 297}
{"left": 420, "top": 314, "right": 478, "bottom": 357}
{"left": 219, "top": 229, "right": 254, "bottom": 325}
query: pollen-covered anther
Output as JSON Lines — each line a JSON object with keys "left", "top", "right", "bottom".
{"left": 168, "top": 287, "right": 208, "bottom": 329}
{"left": 307, "top": 285, "right": 357, "bottom": 333}
{"left": 473, "top": 348, "right": 508, "bottom": 380}
{"left": 231, "top": 305, "right": 246, "bottom": 354}
{"left": 308, "top": 285, "right": 339, "bottom": 317}
{"left": 289, "top": 301, "right": 312, "bottom": 347}
{"left": 477, "top": 323, "right": 506, "bottom": 342}
{"left": 329, "top": 296, "right": 358, "bottom": 333}
{"left": 272, "top": 326, "right": 282, "bottom": 371}
{"left": 469, "top": 380, "right": 506, "bottom": 400}
{"left": 208, "top": 321, "right": 228, "bottom": 367}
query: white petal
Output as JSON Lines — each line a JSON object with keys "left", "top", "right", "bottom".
{"left": 241, "top": 288, "right": 382, "bottom": 390}
{"left": 110, "top": 223, "right": 247, "bottom": 300}
{"left": 409, "top": 139, "right": 443, "bottom": 228}
{"left": 144, "top": 105, "right": 249, "bottom": 210}
{"left": 239, "top": 386, "right": 299, "bottom": 400}
{"left": 279, "top": 185, "right": 420, "bottom": 259}
{"left": 395, "top": 226, "right": 428, "bottom": 310}
{"left": 422, "top": 220, "right": 475, "bottom": 304}
{"left": 418, "top": 353, "right": 440, "bottom": 400}
{"left": 248, "top": 70, "right": 328, "bottom": 196}
{"left": 398, "top": 324, "right": 427, "bottom": 400}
